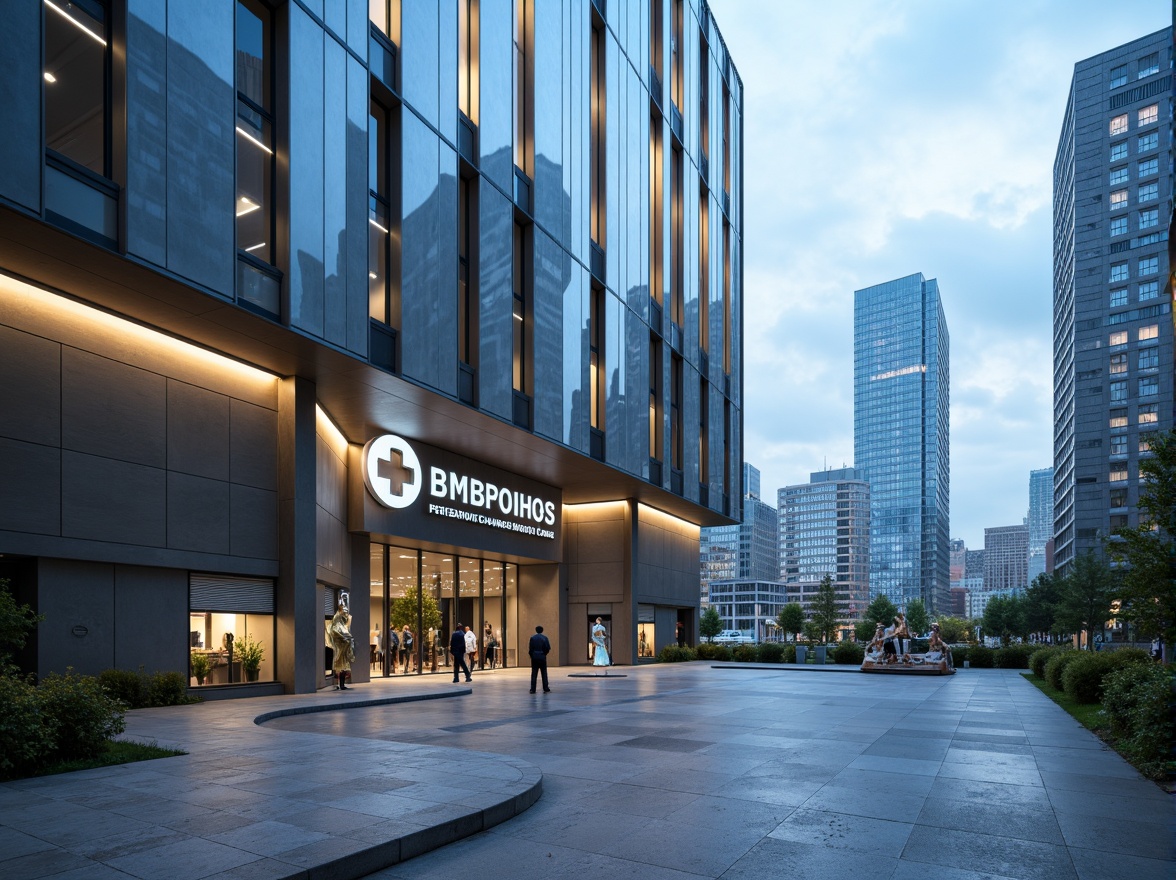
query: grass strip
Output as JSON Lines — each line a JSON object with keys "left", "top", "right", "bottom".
{"left": 30, "top": 739, "right": 186, "bottom": 778}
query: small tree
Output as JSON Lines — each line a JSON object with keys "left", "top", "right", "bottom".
{"left": 1024, "top": 572, "right": 1064, "bottom": 641}
{"left": 699, "top": 606, "right": 723, "bottom": 643}
{"left": 863, "top": 594, "right": 898, "bottom": 632}
{"left": 982, "top": 594, "right": 1028, "bottom": 646}
{"left": 809, "top": 575, "right": 841, "bottom": 644}
{"left": 934, "top": 616, "right": 969, "bottom": 644}
{"left": 1055, "top": 550, "right": 1117, "bottom": 651}
{"left": 904, "top": 599, "right": 929, "bottom": 637}
{"left": 777, "top": 603, "right": 805, "bottom": 643}
{"left": 388, "top": 585, "right": 443, "bottom": 637}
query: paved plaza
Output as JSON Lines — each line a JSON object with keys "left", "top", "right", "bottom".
{"left": 1, "top": 664, "right": 1173, "bottom": 879}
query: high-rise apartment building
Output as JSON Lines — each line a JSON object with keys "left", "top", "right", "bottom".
{"left": 984, "top": 525, "right": 1030, "bottom": 594}
{"left": 701, "top": 463, "right": 776, "bottom": 605}
{"left": 0, "top": 1, "right": 743, "bottom": 688}
{"left": 1028, "top": 467, "right": 1055, "bottom": 582}
{"left": 854, "top": 274, "right": 951, "bottom": 613}
{"left": 1052, "top": 30, "right": 1173, "bottom": 575}
{"left": 778, "top": 467, "right": 871, "bottom": 625}
{"left": 949, "top": 538, "right": 966, "bottom": 585}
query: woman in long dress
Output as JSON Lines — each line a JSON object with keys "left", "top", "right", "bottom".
{"left": 329, "top": 601, "right": 355, "bottom": 690}
{"left": 591, "top": 617, "right": 610, "bottom": 667}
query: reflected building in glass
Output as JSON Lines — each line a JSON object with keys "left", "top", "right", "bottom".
{"left": 854, "top": 274, "right": 951, "bottom": 614}
{"left": 0, "top": 0, "right": 743, "bottom": 690}
{"left": 700, "top": 463, "right": 776, "bottom": 606}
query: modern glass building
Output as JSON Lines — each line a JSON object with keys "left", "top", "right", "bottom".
{"left": 706, "top": 580, "right": 793, "bottom": 641}
{"left": 1027, "top": 466, "right": 1054, "bottom": 582}
{"left": 0, "top": 0, "right": 743, "bottom": 692}
{"left": 853, "top": 273, "right": 951, "bottom": 614}
{"left": 983, "top": 524, "right": 1030, "bottom": 594}
{"left": 699, "top": 462, "right": 775, "bottom": 605}
{"left": 1052, "top": 29, "right": 1173, "bottom": 575}
{"left": 778, "top": 466, "right": 870, "bottom": 629}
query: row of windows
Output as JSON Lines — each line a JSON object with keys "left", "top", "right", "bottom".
{"left": 1109, "top": 433, "right": 1159, "bottom": 458}
{"left": 1109, "top": 256, "right": 1161, "bottom": 281}
{"left": 1108, "top": 158, "right": 1159, "bottom": 185}
{"left": 1109, "top": 103, "right": 1159, "bottom": 135}
{"left": 1109, "top": 51, "right": 1160, "bottom": 89}
{"left": 1109, "top": 208, "right": 1160, "bottom": 236}
{"left": 1109, "top": 182, "right": 1159, "bottom": 209}
{"left": 1108, "top": 348, "right": 1160, "bottom": 373}
{"left": 1111, "top": 131, "right": 1160, "bottom": 162}
{"left": 1108, "top": 377, "right": 1160, "bottom": 401}
{"left": 1109, "top": 403, "right": 1160, "bottom": 427}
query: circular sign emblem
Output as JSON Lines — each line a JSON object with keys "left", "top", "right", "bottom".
{"left": 363, "top": 434, "right": 423, "bottom": 509}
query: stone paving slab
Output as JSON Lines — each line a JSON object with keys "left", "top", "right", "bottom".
{"left": 0, "top": 683, "right": 541, "bottom": 880}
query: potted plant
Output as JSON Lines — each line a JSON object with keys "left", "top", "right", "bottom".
{"left": 189, "top": 652, "right": 211, "bottom": 686}
{"left": 236, "top": 634, "right": 265, "bottom": 683}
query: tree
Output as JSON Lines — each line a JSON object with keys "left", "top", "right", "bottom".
{"left": 388, "top": 585, "right": 442, "bottom": 636}
{"left": 777, "top": 603, "right": 805, "bottom": 643}
{"left": 808, "top": 575, "right": 842, "bottom": 644}
{"left": 982, "top": 594, "right": 1028, "bottom": 646}
{"left": 699, "top": 606, "right": 723, "bottom": 643}
{"left": 862, "top": 594, "right": 898, "bottom": 632}
{"left": 1024, "top": 572, "right": 1064, "bottom": 640}
{"left": 1110, "top": 429, "right": 1176, "bottom": 649}
{"left": 1055, "top": 550, "right": 1118, "bottom": 650}
{"left": 803, "top": 621, "right": 823, "bottom": 643}
{"left": 854, "top": 619, "right": 876, "bottom": 641}
{"left": 904, "top": 599, "right": 929, "bottom": 637}
{"left": 0, "top": 579, "right": 41, "bottom": 672}
{"left": 933, "top": 616, "right": 970, "bottom": 644}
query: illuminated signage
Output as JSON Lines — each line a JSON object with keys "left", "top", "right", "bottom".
{"left": 362, "top": 434, "right": 558, "bottom": 541}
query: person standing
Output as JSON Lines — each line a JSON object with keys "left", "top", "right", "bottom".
{"left": 528, "top": 625, "right": 551, "bottom": 693}
{"left": 400, "top": 624, "right": 414, "bottom": 673}
{"left": 464, "top": 625, "right": 477, "bottom": 671}
{"left": 451, "top": 623, "right": 472, "bottom": 682}
{"left": 591, "top": 617, "right": 610, "bottom": 667}
{"left": 329, "top": 600, "right": 355, "bottom": 690}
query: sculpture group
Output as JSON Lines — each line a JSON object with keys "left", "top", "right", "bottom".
{"left": 860, "top": 617, "right": 955, "bottom": 675}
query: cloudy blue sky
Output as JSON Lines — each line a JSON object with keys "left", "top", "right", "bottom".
{"left": 707, "top": 0, "right": 1169, "bottom": 548}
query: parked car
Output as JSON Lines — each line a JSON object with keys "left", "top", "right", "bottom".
{"left": 714, "top": 630, "right": 755, "bottom": 645}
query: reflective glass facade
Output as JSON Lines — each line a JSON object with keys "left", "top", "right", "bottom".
{"left": 854, "top": 274, "right": 950, "bottom": 614}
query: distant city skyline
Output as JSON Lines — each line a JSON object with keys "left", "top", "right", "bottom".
{"left": 707, "top": 0, "right": 1168, "bottom": 548}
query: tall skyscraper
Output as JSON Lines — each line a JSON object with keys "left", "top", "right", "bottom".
{"left": 854, "top": 274, "right": 951, "bottom": 613}
{"left": 1028, "top": 467, "right": 1054, "bottom": 582}
{"left": 701, "top": 463, "right": 778, "bottom": 605}
{"left": 984, "top": 525, "right": 1030, "bottom": 594}
{"left": 1052, "top": 29, "right": 1173, "bottom": 575}
{"left": 778, "top": 467, "right": 871, "bottom": 626}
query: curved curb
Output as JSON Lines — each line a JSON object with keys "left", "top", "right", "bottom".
{"left": 252, "top": 687, "right": 471, "bottom": 725}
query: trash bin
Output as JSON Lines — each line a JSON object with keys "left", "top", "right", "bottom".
{"left": 814, "top": 645, "right": 827, "bottom": 665}
{"left": 795, "top": 645, "right": 807, "bottom": 664}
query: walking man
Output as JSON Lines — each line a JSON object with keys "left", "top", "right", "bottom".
{"left": 528, "top": 625, "right": 552, "bottom": 693}
{"left": 451, "top": 623, "right": 472, "bottom": 683}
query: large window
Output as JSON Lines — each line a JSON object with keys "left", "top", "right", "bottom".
{"left": 1139, "top": 403, "right": 1158, "bottom": 424}
{"left": 369, "top": 0, "right": 401, "bottom": 46}
{"left": 1139, "top": 324, "right": 1159, "bottom": 341}
{"left": 670, "top": 354, "right": 683, "bottom": 475}
{"left": 1109, "top": 64, "right": 1127, "bottom": 88}
{"left": 1110, "top": 262, "right": 1128, "bottom": 282}
{"left": 590, "top": 285, "right": 604, "bottom": 431}
{"left": 1109, "top": 114, "right": 1128, "bottom": 135}
{"left": 458, "top": 0, "right": 479, "bottom": 124}
{"left": 189, "top": 575, "right": 275, "bottom": 686}
{"left": 1138, "top": 280, "right": 1159, "bottom": 300}
{"left": 650, "top": 120, "right": 664, "bottom": 308}
{"left": 589, "top": 18, "right": 605, "bottom": 248}
{"left": 1138, "top": 158, "right": 1158, "bottom": 178}
{"left": 649, "top": 336, "right": 662, "bottom": 466}
{"left": 670, "top": 146, "right": 684, "bottom": 327}
{"left": 1110, "top": 380, "right": 1127, "bottom": 402}
{"left": 1138, "top": 132, "right": 1158, "bottom": 153}
{"left": 1139, "top": 208, "right": 1159, "bottom": 229}
{"left": 1138, "top": 52, "right": 1159, "bottom": 78}
{"left": 1138, "top": 104, "right": 1158, "bottom": 127}
{"left": 722, "top": 220, "right": 731, "bottom": 374}
{"left": 369, "top": 99, "right": 401, "bottom": 334}
{"left": 1110, "top": 141, "right": 1127, "bottom": 161}
{"left": 1110, "top": 189, "right": 1127, "bottom": 210}
{"left": 514, "top": 0, "right": 532, "bottom": 175}
{"left": 1109, "top": 353, "right": 1127, "bottom": 374}
{"left": 1109, "top": 166, "right": 1128, "bottom": 186}
{"left": 44, "top": 0, "right": 108, "bottom": 175}
{"left": 669, "top": 0, "right": 683, "bottom": 112}
{"left": 1138, "top": 256, "right": 1158, "bottom": 276}
{"left": 1138, "top": 182, "right": 1158, "bottom": 203}
{"left": 512, "top": 222, "right": 530, "bottom": 399}
{"left": 1137, "top": 376, "right": 1158, "bottom": 398}
{"left": 1138, "top": 347, "right": 1158, "bottom": 370}
{"left": 1109, "top": 217, "right": 1128, "bottom": 237}
{"left": 699, "top": 191, "right": 710, "bottom": 353}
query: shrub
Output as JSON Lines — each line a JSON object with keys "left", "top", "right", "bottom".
{"left": 732, "top": 644, "right": 758, "bottom": 663}
{"left": 832, "top": 641, "right": 865, "bottom": 665}
{"left": 1101, "top": 664, "right": 1174, "bottom": 778}
{"left": 147, "top": 671, "right": 190, "bottom": 707}
{"left": 967, "top": 646, "right": 993, "bottom": 669}
{"left": 1061, "top": 652, "right": 1116, "bottom": 704}
{"left": 781, "top": 644, "right": 796, "bottom": 663}
{"left": 757, "top": 642, "right": 785, "bottom": 664}
{"left": 657, "top": 645, "right": 695, "bottom": 663}
{"left": 37, "top": 670, "right": 126, "bottom": 762}
{"left": 0, "top": 675, "right": 52, "bottom": 780}
{"left": 1045, "top": 650, "right": 1084, "bottom": 691}
{"left": 951, "top": 646, "right": 969, "bottom": 666}
{"left": 1106, "top": 647, "right": 1151, "bottom": 669}
{"left": 994, "top": 644, "right": 1035, "bottom": 670}
{"left": 99, "top": 669, "right": 197, "bottom": 709}
{"left": 98, "top": 668, "right": 145, "bottom": 708}
{"left": 695, "top": 642, "right": 732, "bottom": 661}
{"left": 1029, "top": 646, "right": 1065, "bottom": 678}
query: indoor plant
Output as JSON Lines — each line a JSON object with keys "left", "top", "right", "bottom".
{"left": 189, "top": 652, "right": 211, "bottom": 686}
{"left": 236, "top": 634, "right": 265, "bottom": 683}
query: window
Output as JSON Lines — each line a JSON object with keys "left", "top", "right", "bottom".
{"left": 1139, "top": 376, "right": 1158, "bottom": 397}
{"left": 1110, "top": 189, "right": 1127, "bottom": 210}
{"left": 1138, "top": 104, "right": 1158, "bottom": 127}
{"left": 1138, "top": 347, "right": 1158, "bottom": 369}
{"left": 1110, "top": 262, "right": 1128, "bottom": 282}
{"left": 722, "top": 82, "right": 731, "bottom": 196}
{"left": 512, "top": 222, "right": 529, "bottom": 395}
{"left": 1139, "top": 208, "right": 1159, "bottom": 229}
{"left": 1139, "top": 403, "right": 1158, "bottom": 424}
{"left": 1138, "top": 158, "right": 1158, "bottom": 178}
{"left": 670, "top": 0, "right": 683, "bottom": 113}
{"left": 1138, "top": 131, "right": 1158, "bottom": 152}
{"left": 1138, "top": 182, "right": 1158, "bottom": 202}
{"left": 670, "top": 354, "right": 683, "bottom": 473}
{"left": 1110, "top": 288, "right": 1127, "bottom": 307}
{"left": 1109, "top": 217, "right": 1128, "bottom": 237}
{"left": 458, "top": 174, "right": 477, "bottom": 375}
{"left": 1110, "top": 409, "right": 1128, "bottom": 428}
{"left": 589, "top": 286, "right": 604, "bottom": 431}
{"left": 1138, "top": 52, "right": 1159, "bottom": 78}
{"left": 513, "top": 0, "right": 532, "bottom": 175}
{"left": 189, "top": 574, "right": 276, "bottom": 686}
{"left": 1109, "top": 166, "right": 1128, "bottom": 185}
{"left": 1110, "top": 114, "right": 1128, "bottom": 135}
{"left": 698, "top": 28, "right": 709, "bottom": 161}
{"left": 1138, "top": 280, "right": 1159, "bottom": 300}
{"left": 1110, "top": 380, "right": 1128, "bottom": 402}
{"left": 1138, "top": 256, "right": 1158, "bottom": 276}
{"left": 1139, "top": 433, "right": 1156, "bottom": 453}
{"left": 368, "top": 99, "right": 401, "bottom": 334}
{"left": 649, "top": 121, "right": 664, "bottom": 308}
{"left": 1110, "top": 141, "right": 1128, "bottom": 161}
{"left": 670, "top": 146, "right": 684, "bottom": 327}
{"left": 1110, "top": 434, "right": 1128, "bottom": 455}
{"left": 649, "top": 337, "right": 662, "bottom": 464}
{"left": 44, "top": 0, "right": 109, "bottom": 176}
{"left": 699, "top": 190, "right": 709, "bottom": 353}
{"left": 1110, "top": 465, "right": 1128, "bottom": 482}
{"left": 590, "top": 18, "right": 605, "bottom": 248}
{"left": 1110, "top": 330, "right": 1128, "bottom": 347}
{"left": 458, "top": 0, "right": 479, "bottom": 124}
{"left": 699, "top": 378, "right": 709, "bottom": 486}
{"left": 1109, "top": 353, "right": 1127, "bottom": 374}
{"left": 369, "top": 0, "right": 401, "bottom": 46}
{"left": 1109, "top": 64, "right": 1127, "bottom": 88}
{"left": 1139, "top": 324, "right": 1159, "bottom": 341}
{"left": 1110, "top": 487, "right": 1128, "bottom": 507}
{"left": 722, "top": 220, "right": 731, "bottom": 375}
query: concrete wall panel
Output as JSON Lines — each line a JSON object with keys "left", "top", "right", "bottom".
{"left": 62, "top": 349, "right": 167, "bottom": 468}
{"left": 38, "top": 559, "right": 114, "bottom": 677}
{"left": 167, "top": 472, "right": 232, "bottom": 554}
{"left": 62, "top": 452, "right": 167, "bottom": 547}
{"left": 168, "top": 381, "right": 231, "bottom": 480}
{"left": 0, "top": 439, "right": 61, "bottom": 535}
{"left": 0, "top": 325, "right": 61, "bottom": 446}
{"left": 113, "top": 565, "right": 188, "bottom": 675}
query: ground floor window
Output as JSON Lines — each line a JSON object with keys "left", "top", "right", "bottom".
{"left": 189, "top": 575, "right": 275, "bottom": 685}
{"left": 368, "top": 544, "right": 518, "bottom": 675}
{"left": 637, "top": 604, "right": 656, "bottom": 658}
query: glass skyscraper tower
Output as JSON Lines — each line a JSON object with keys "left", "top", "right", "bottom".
{"left": 854, "top": 273, "right": 951, "bottom": 614}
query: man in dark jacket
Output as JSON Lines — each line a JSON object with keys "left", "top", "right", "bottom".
{"left": 528, "top": 625, "right": 552, "bottom": 693}
{"left": 451, "top": 623, "right": 472, "bottom": 683}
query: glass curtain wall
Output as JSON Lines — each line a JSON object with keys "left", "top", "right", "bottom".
{"left": 370, "top": 543, "right": 516, "bottom": 675}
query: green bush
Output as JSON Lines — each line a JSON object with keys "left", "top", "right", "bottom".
{"left": 37, "top": 670, "right": 126, "bottom": 762}
{"left": 99, "top": 668, "right": 197, "bottom": 709}
{"left": 1029, "top": 646, "right": 1065, "bottom": 678}
{"left": 1106, "top": 647, "right": 1151, "bottom": 669}
{"left": 781, "top": 644, "right": 796, "bottom": 663}
{"left": 951, "top": 646, "right": 969, "bottom": 666}
{"left": 0, "top": 675, "right": 52, "bottom": 780}
{"left": 732, "top": 644, "right": 758, "bottom": 662}
{"left": 656, "top": 645, "right": 695, "bottom": 663}
{"left": 693, "top": 643, "right": 731, "bottom": 661}
{"left": 832, "top": 641, "right": 865, "bottom": 664}
{"left": 994, "top": 644, "right": 1035, "bottom": 669}
{"left": 1045, "top": 650, "right": 1084, "bottom": 691}
{"left": 147, "top": 671, "right": 190, "bottom": 707}
{"left": 757, "top": 642, "right": 785, "bottom": 663}
{"left": 1061, "top": 652, "right": 1117, "bottom": 704}
{"left": 967, "top": 646, "right": 994, "bottom": 668}
{"left": 98, "top": 668, "right": 145, "bottom": 708}
{"left": 1101, "top": 664, "right": 1174, "bottom": 778}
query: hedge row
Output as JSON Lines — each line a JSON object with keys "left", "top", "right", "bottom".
{"left": 97, "top": 669, "right": 197, "bottom": 709}
{"left": 660, "top": 642, "right": 872, "bottom": 664}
